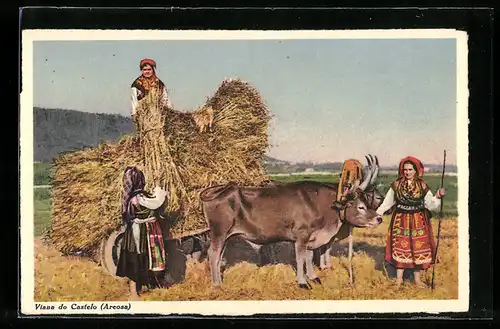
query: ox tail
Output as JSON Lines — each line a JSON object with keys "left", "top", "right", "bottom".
{"left": 199, "top": 182, "right": 238, "bottom": 202}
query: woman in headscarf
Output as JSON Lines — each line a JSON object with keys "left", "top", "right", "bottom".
{"left": 130, "top": 58, "right": 172, "bottom": 120}
{"left": 376, "top": 156, "right": 446, "bottom": 288}
{"left": 116, "top": 166, "right": 168, "bottom": 300}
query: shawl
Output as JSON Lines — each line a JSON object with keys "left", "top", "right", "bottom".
{"left": 131, "top": 75, "right": 166, "bottom": 101}
{"left": 122, "top": 166, "right": 146, "bottom": 227}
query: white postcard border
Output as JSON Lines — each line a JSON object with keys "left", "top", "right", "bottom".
{"left": 20, "top": 28, "right": 470, "bottom": 316}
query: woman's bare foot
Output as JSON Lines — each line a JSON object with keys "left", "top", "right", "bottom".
{"left": 395, "top": 269, "right": 404, "bottom": 287}
{"left": 413, "top": 270, "right": 427, "bottom": 288}
{"left": 414, "top": 280, "right": 427, "bottom": 288}
{"left": 129, "top": 280, "right": 141, "bottom": 300}
{"left": 129, "top": 293, "right": 141, "bottom": 301}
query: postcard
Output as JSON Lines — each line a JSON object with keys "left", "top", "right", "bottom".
{"left": 20, "top": 28, "right": 469, "bottom": 316}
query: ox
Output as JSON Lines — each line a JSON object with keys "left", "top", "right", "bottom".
{"left": 200, "top": 178, "right": 383, "bottom": 289}
{"left": 317, "top": 155, "right": 385, "bottom": 284}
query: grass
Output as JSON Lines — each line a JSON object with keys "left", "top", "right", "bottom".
{"left": 34, "top": 162, "right": 54, "bottom": 236}
{"left": 34, "top": 238, "right": 129, "bottom": 302}
{"left": 270, "top": 173, "right": 458, "bottom": 217}
{"left": 34, "top": 188, "right": 52, "bottom": 236}
{"left": 34, "top": 162, "right": 53, "bottom": 186}
{"left": 34, "top": 217, "right": 459, "bottom": 302}
{"left": 32, "top": 169, "right": 459, "bottom": 238}
{"left": 32, "top": 162, "right": 461, "bottom": 301}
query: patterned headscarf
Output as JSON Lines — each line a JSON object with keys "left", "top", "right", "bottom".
{"left": 140, "top": 58, "right": 157, "bottom": 70}
{"left": 132, "top": 58, "right": 165, "bottom": 99}
{"left": 398, "top": 156, "right": 425, "bottom": 179}
{"left": 122, "top": 166, "right": 146, "bottom": 227}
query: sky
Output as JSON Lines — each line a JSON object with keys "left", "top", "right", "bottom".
{"left": 32, "top": 37, "right": 458, "bottom": 166}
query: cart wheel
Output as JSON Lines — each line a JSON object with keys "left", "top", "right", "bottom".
{"left": 101, "top": 227, "right": 126, "bottom": 276}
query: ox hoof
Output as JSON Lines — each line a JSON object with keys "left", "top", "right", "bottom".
{"left": 311, "top": 277, "right": 322, "bottom": 285}
{"left": 211, "top": 284, "right": 223, "bottom": 291}
{"left": 298, "top": 283, "right": 312, "bottom": 290}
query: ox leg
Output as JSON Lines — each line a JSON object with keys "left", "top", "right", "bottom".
{"left": 320, "top": 243, "right": 333, "bottom": 270}
{"left": 295, "top": 242, "right": 311, "bottom": 290}
{"left": 192, "top": 251, "right": 202, "bottom": 262}
{"left": 319, "top": 246, "right": 326, "bottom": 270}
{"left": 325, "top": 245, "right": 333, "bottom": 269}
{"left": 207, "top": 237, "right": 225, "bottom": 287}
{"left": 306, "top": 249, "right": 321, "bottom": 285}
{"left": 191, "top": 237, "right": 203, "bottom": 262}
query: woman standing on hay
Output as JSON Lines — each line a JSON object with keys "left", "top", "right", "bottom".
{"left": 376, "top": 156, "right": 445, "bottom": 288}
{"left": 116, "top": 166, "right": 168, "bottom": 300}
{"left": 131, "top": 58, "right": 172, "bottom": 121}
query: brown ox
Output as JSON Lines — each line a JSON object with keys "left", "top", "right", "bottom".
{"left": 200, "top": 179, "right": 383, "bottom": 289}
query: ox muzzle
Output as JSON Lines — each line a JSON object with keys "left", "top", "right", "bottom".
{"left": 332, "top": 200, "right": 383, "bottom": 228}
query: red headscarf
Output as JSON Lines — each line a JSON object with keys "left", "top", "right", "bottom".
{"left": 140, "top": 58, "right": 157, "bottom": 70}
{"left": 132, "top": 58, "right": 165, "bottom": 95}
{"left": 398, "top": 156, "right": 425, "bottom": 178}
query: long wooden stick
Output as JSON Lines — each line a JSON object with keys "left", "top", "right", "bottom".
{"left": 348, "top": 224, "right": 354, "bottom": 285}
{"left": 431, "top": 150, "right": 446, "bottom": 291}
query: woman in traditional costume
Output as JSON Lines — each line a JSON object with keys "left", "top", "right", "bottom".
{"left": 116, "top": 166, "right": 168, "bottom": 300}
{"left": 131, "top": 58, "right": 172, "bottom": 120}
{"left": 376, "top": 156, "right": 445, "bottom": 287}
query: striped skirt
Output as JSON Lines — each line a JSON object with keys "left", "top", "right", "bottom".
{"left": 116, "top": 220, "right": 166, "bottom": 285}
{"left": 385, "top": 209, "right": 437, "bottom": 269}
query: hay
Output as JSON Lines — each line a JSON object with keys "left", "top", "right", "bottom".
{"left": 36, "top": 218, "right": 459, "bottom": 302}
{"left": 49, "top": 78, "right": 272, "bottom": 258}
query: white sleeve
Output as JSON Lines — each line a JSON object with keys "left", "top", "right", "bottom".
{"left": 376, "top": 187, "right": 395, "bottom": 216}
{"left": 131, "top": 87, "right": 140, "bottom": 115}
{"left": 424, "top": 190, "right": 441, "bottom": 212}
{"left": 136, "top": 186, "right": 167, "bottom": 210}
{"left": 160, "top": 85, "right": 172, "bottom": 108}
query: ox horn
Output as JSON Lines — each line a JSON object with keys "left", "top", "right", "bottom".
{"left": 365, "top": 155, "right": 372, "bottom": 167}
{"left": 369, "top": 155, "right": 380, "bottom": 186}
{"left": 359, "top": 154, "right": 373, "bottom": 191}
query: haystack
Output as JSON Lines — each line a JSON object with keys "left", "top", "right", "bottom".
{"left": 49, "top": 78, "right": 272, "bottom": 258}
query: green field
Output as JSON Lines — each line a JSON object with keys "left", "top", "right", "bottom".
{"left": 34, "top": 162, "right": 53, "bottom": 185}
{"left": 270, "top": 173, "right": 458, "bottom": 217}
{"left": 34, "top": 188, "right": 52, "bottom": 236}
{"left": 33, "top": 164, "right": 458, "bottom": 237}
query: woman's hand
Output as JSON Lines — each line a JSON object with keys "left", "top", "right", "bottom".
{"left": 436, "top": 188, "right": 446, "bottom": 199}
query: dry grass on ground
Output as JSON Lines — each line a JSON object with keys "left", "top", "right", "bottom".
{"left": 35, "top": 217, "right": 459, "bottom": 302}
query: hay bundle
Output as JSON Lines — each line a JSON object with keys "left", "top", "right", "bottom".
{"left": 49, "top": 78, "right": 272, "bottom": 258}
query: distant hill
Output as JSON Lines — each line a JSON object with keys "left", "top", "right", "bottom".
{"left": 263, "top": 155, "right": 344, "bottom": 174}
{"left": 34, "top": 107, "right": 135, "bottom": 162}
{"left": 33, "top": 107, "right": 456, "bottom": 173}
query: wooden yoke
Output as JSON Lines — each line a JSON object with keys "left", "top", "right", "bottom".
{"left": 337, "top": 159, "right": 364, "bottom": 202}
